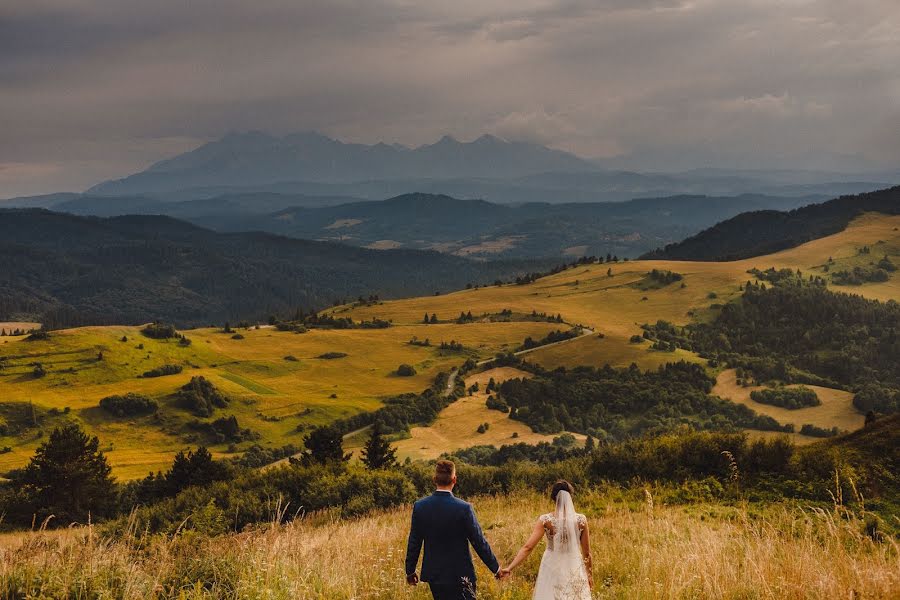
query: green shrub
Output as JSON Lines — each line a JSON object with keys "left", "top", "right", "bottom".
{"left": 99, "top": 393, "right": 158, "bottom": 417}
{"left": 177, "top": 376, "right": 229, "bottom": 417}
{"left": 141, "top": 364, "right": 183, "bottom": 378}
{"left": 396, "top": 364, "right": 417, "bottom": 376}
{"left": 141, "top": 323, "right": 178, "bottom": 339}
{"left": 750, "top": 386, "right": 820, "bottom": 409}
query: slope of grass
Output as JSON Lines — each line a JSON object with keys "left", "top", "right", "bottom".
{"left": 341, "top": 214, "right": 900, "bottom": 368}
{"left": 0, "top": 322, "right": 565, "bottom": 478}
{"left": 713, "top": 369, "right": 863, "bottom": 436}
{"left": 1, "top": 490, "right": 896, "bottom": 599}
{"left": 2, "top": 214, "right": 897, "bottom": 478}
{"left": 346, "top": 367, "right": 585, "bottom": 461}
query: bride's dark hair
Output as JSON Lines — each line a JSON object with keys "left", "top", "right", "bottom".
{"left": 550, "top": 480, "right": 574, "bottom": 501}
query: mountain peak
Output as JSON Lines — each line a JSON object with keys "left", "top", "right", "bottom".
{"left": 88, "top": 131, "right": 597, "bottom": 195}
{"left": 473, "top": 133, "right": 505, "bottom": 145}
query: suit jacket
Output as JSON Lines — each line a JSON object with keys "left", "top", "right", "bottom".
{"left": 405, "top": 490, "right": 500, "bottom": 585}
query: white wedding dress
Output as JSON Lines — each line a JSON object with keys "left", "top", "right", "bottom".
{"left": 532, "top": 490, "right": 591, "bottom": 600}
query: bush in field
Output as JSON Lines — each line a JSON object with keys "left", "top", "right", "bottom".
{"left": 141, "top": 364, "right": 183, "bottom": 378}
{"left": 317, "top": 352, "right": 348, "bottom": 359}
{"left": 177, "top": 376, "right": 229, "bottom": 417}
{"left": 396, "top": 364, "right": 417, "bottom": 376}
{"left": 750, "top": 386, "right": 821, "bottom": 409}
{"left": 188, "top": 415, "right": 256, "bottom": 443}
{"left": 99, "top": 393, "right": 158, "bottom": 417}
{"left": 141, "top": 323, "right": 178, "bottom": 339}
{"left": 800, "top": 423, "right": 840, "bottom": 438}
{"left": 485, "top": 395, "right": 509, "bottom": 413}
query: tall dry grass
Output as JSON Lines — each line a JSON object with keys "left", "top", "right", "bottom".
{"left": 1, "top": 491, "right": 897, "bottom": 599}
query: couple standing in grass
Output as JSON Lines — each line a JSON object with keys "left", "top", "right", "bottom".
{"left": 406, "top": 460, "right": 593, "bottom": 600}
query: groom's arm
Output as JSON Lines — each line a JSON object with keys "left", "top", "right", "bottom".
{"left": 464, "top": 504, "right": 500, "bottom": 575}
{"left": 405, "top": 503, "right": 423, "bottom": 578}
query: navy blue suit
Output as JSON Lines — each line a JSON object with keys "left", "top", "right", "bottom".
{"left": 406, "top": 491, "right": 500, "bottom": 599}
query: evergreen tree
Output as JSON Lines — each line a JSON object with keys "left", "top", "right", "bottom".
{"left": 165, "top": 447, "right": 230, "bottom": 496}
{"left": 360, "top": 423, "right": 398, "bottom": 470}
{"left": 17, "top": 423, "right": 116, "bottom": 523}
{"left": 303, "top": 425, "right": 349, "bottom": 464}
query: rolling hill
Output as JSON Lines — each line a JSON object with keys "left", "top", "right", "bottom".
{"left": 9, "top": 191, "right": 827, "bottom": 259}
{"left": 643, "top": 185, "right": 900, "bottom": 261}
{"left": 2, "top": 211, "right": 897, "bottom": 478}
{"left": 0, "top": 209, "right": 553, "bottom": 328}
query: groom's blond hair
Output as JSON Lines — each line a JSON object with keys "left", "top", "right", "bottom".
{"left": 434, "top": 459, "right": 456, "bottom": 486}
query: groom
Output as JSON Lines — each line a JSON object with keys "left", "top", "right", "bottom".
{"left": 405, "top": 460, "right": 505, "bottom": 600}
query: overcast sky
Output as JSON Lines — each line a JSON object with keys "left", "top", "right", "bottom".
{"left": 2, "top": 0, "right": 899, "bottom": 197}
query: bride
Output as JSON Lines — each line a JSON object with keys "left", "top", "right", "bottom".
{"left": 501, "top": 480, "right": 593, "bottom": 599}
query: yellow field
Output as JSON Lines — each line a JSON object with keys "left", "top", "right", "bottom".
{"left": 713, "top": 369, "right": 864, "bottom": 436}
{"left": 341, "top": 213, "right": 900, "bottom": 370}
{"left": 2, "top": 213, "right": 898, "bottom": 478}
{"left": 346, "top": 367, "right": 585, "bottom": 461}
{"left": 0, "top": 322, "right": 566, "bottom": 478}
{"left": 2, "top": 490, "right": 896, "bottom": 599}
{"left": 0, "top": 322, "right": 39, "bottom": 335}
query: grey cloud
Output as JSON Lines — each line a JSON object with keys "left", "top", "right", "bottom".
{"left": 1, "top": 0, "right": 898, "bottom": 197}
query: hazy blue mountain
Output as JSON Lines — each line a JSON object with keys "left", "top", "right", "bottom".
{"left": 35, "top": 191, "right": 826, "bottom": 259}
{"left": 87, "top": 132, "right": 597, "bottom": 196}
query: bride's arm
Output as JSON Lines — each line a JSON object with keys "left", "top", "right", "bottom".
{"left": 504, "top": 519, "right": 546, "bottom": 573}
{"left": 580, "top": 521, "right": 593, "bottom": 590}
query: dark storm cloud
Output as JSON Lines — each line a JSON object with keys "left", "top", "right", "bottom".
{"left": 1, "top": 0, "right": 899, "bottom": 196}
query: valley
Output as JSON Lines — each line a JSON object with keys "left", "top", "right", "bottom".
{"left": 2, "top": 212, "right": 897, "bottom": 478}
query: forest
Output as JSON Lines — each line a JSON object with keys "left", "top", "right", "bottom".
{"left": 0, "top": 209, "right": 553, "bottom": 328}
{"left": 687, "top": 282, "right": 900, "bottom": 409}
{"left": 643, "top": 185, "right": 900, "bottom": 261}
{"left": 497, "top": 361, "right": 789, "bottom": 439}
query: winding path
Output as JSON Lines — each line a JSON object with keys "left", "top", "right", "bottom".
{"left": 475, "top": 326, "right": 595, "bottom": 367}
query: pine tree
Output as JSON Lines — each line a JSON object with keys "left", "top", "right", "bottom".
{"left": 360, "top": 423, "right": 398, "bottom": 470}
{"left": 18, "top": 423, "right": 116, "bottom": 523}
{"left": 303, "top": 425, "right": 349, "bottom": 465}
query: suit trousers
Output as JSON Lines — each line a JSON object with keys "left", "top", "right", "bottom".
{"left": 429, "top": 580, "right": 477, "bottom": 600}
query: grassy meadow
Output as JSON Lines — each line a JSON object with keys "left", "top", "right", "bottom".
{"left": 712, "top": 369, "right": 864, "bottom": 433}
{"left": 1, "top": 213, "right": 898, "bottom": 478}
{"left": 0, "top": 322, "right": 566, "bottom": 478}
{"left": 1, "top": 490, "right": 897, "bottom": 599}
{"left": 345, "top": 367, "right": 587, "bottom": 461}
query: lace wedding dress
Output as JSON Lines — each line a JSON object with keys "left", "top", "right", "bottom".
{"left": 532, "top": 490, "right": 591, "bottom": 600}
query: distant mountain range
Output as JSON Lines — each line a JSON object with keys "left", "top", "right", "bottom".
{"left": 69, "top": 131, "right": 896, "bottom": 203}
{"left": 642, "top": 186, "right": 900, "bottom": 261}
{"left": 86, "top": 132, "right": 595, "bottom": 196}
{"left": 2, "top": 191, "right": 828, "bottom": 259}
{"left": 0, "top": 209, "right": 553, "bottom": 328}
